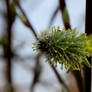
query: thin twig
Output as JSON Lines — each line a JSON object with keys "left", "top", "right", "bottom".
{"left": 31, "top": 55, "right": 42, "bottom": 92}
{"left": 59, "top": 0, "right": 71, "bottom": 29}
{"left": 50, "top": 61, "right": 70, "bottom": 92}
{"left": 15, "top": 0, "right": 38, "bottom": 40}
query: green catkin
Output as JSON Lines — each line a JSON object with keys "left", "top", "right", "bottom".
{"left": 33, "top": 26, "right": 92, "bottom": 71}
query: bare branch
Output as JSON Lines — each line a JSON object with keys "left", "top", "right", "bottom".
{"left": 59, "top": 0, "right": 71, "bottom": 29}
{"left": 5, "top": 0, "right": 14, "bottom": 91}
{"left": 49, "top": 61, "right": 70, "bottom": 92}
{"left": 15, "top": 0, "right": 38, "bottom": 40}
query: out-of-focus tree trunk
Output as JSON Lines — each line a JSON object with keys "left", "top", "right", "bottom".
{"left": 85, "top": 0, "right": 92, "bottom": 92}
{"left": 5, "top": 0, "right": 14, "bottom": 92}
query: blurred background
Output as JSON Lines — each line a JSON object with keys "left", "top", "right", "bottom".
{"left": 0, "top": 0, "right": 91, "bottom": 92}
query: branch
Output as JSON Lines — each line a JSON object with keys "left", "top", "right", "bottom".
{"left": 15, "top": 0, "right": 69, "bottom": 91}
{"left": 6, "top": 0, "right": 12, "bottom": 84}
{"left": 59, "top": 0, "right": 71, "bottom": 29}
{"left": 50, "top": 61, "right": 70, "bottom": 92}
{"left": 31, "top": 55, "right": 42, "bottom": 92}
{"left": 5, "top": 0, "right": 14, "bottom": 91}
{"left": 15, "top": 0, "right": 38, "bottom": 40}
{"left": 59, "top": 1, "right": 86, "bottom": 92}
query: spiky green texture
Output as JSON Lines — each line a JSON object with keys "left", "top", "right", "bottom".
{"left": 33, "top": 26, "right": 92, "bottom": 71}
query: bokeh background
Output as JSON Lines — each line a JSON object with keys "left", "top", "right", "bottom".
{"left": 0, "top": 0, "right": 91, "bottom": 92}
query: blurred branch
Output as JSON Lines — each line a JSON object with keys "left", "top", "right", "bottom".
{"left": 6, "top": 0, "right": 12, "bottom": 85}
{"left": 31, "top": 55, "right": 42, "bottom": 92}
{"left": 48, "top": 0, "right": 71, "bottom": 29}
{"left": 85, "top": 0, "right": 92, "bottom": 92}
{"left": 72, "top": 71, "right": 85, "bottom": 92}
{"left": 50, "top": 61, "right": 70, "bottom": 92}
{"left": 5, "top": 0, "right": 14, "bottom": 92}
{"left": 59, "top": 0, "right": 85, "bottom": 92}
{"left": 40, "top": 80, "right": 61, "bottom": 91}
{"left": 59, "top": 0, "right": 71, "bottom": 29}
{"left": 15, "top": 0, "right": 38, "bottom": 40}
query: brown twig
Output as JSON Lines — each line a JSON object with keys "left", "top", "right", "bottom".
{"left": 59, "top": 0, "right": 71, "bottom": 29}
{"left": 15, "top": 0, "right": 38, "bottom": 40}
{"left": 50, "top": 61, "right": 70, "bottom": 92}
{"left": 31, "top": 55, "right": 42, "bottom": 92}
